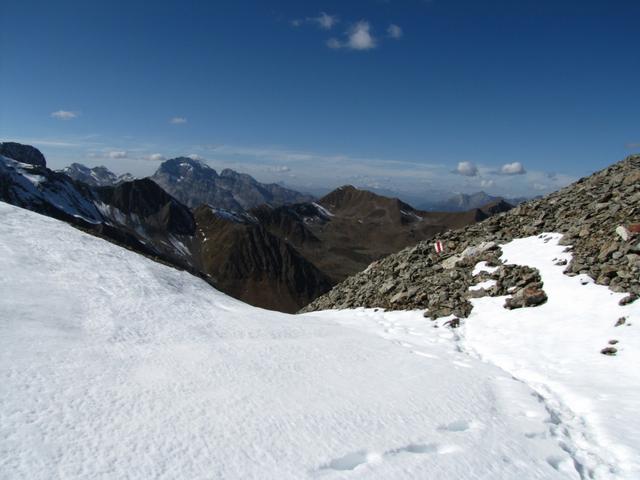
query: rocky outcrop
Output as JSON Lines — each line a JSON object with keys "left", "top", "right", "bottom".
{"left": 193, "top": 206, "right": 332, "bottom": 313}
{"left": 95, "top": 179, "right": 196, "bottom": 236}
{"left": 0, "top": 142, "right": 46, "bottom": 167}
{"left": 302, "top": 155, "right": 640, "bottom": 316}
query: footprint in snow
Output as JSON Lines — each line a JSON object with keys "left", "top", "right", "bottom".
{"left": 391, "top": 443, "right": 461, "bottom": 456}
{"left": 321, "top": 451, "right": 379, "bottom": 471}
{"left": 438, "top": 419, "right": 473, "bottom": 432}
{"left": 321, "top": 442, "right": 462, "bottom": 473}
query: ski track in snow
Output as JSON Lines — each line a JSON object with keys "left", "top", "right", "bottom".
{"left": 1, "top": 203, "right": 639, "bottom": 479}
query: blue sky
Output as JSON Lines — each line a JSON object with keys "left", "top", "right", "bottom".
{"left": 1, "top": 0, "right": 639, "bottom": 201}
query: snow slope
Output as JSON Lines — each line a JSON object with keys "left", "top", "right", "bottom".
{"left": 1, "top": 202, "right": 638, "bottom": 479}
{"left": 463, "top": 234, "right": 640, "bottom": 478}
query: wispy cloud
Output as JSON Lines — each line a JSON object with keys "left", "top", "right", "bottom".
{"left": 314, "top": 12, "right": 338, "bottom": 30}
{"left": 626, "top": 142, "right": 640, "bottom": 150}
{"left": 170, "top": 117, "right": 187, "bottom": 124}
{"left": 387, "top": 24, "right": 403, "bottom": 39}
{"left": 500, "top": 161, "right": 526, "bottom": 175}
{"left": 326, "top": 38, "right": 342, "bottom": 49}
{"left": 11, "top": 136, "right": 102, "bottom": 148}
{"left": 454, "top": 161, "right": 478, "bottom": 176}
{"left": 292, "top": 12, "right": 339, "bottom": 30}
{"left": 51, "top": 110, "right": 79, "bottom": 120}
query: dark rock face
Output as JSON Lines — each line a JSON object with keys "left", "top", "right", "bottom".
{"left": 95, "top": 179, "right": 195, "bottom": 236}
{"left": 0, "top": 145, "right": 196, "bottom": 269}
{"left": 0, "top": 142, "right": 46, "bottom": 167}
{"left": 59, "top": 163, "right": 133, "bottom": 187}
{"left": 151, "top": 157, "right": 313, "bottom": 210}
{"left": 192, "top": 206, "right": 332, "bottom": 313}
{"left": 302, "top": 155, "right": 640, "bottom": 316}
{"left": 0, "top": 154, "right": 103, "bottom": 224}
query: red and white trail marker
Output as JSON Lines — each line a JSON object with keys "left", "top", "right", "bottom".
{"left": 434, "top": 240, "right": 444, "bottom": 253}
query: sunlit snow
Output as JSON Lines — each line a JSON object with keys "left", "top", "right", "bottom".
{"left": 1, "top": 203, "right": 638, "bottom": 479}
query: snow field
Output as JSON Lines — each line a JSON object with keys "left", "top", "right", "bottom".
{"left": 1, "top": 203, "right": 639, "bottom": 479}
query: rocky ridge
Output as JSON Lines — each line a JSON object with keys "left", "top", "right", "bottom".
{"left": 59, "top": 163, "right": 134, "bottom": 186}
{"left": 150, "top": 157, "right": 313, "bottom": 210}
{"left": 302, "top": 154, "right": 640, "bottom": 316}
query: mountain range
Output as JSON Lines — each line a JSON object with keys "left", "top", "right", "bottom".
{"left": 421, "top": 191, "right": 531, "bottom": 212}
{"left": 0, "top": 141, "right": 511, "bottom": 312}
{"left": 59, "top": 162, "right": 134, "bottom": 186}
{"left": 150, "top": 157, "right": 314, "bottom": 210}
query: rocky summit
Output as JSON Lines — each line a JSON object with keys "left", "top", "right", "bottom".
{"left": 150, "top": 157, "right": 313, "bottom": 210}
{"left": 302, "top": 154, "right": 640, "bottom": 317}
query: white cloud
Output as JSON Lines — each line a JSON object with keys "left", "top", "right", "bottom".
{"left": 328, "top": 21, "right": 377, "bottom": 50}
{"left": 290, "top": 19, "right": 303, "bottom": 27}
{"left": 313, "top": 12, "right": 338, "bottom": 30}
{"left": 170, "top": 117, "right": 187, "bottom": 124}
{"left": 500, "top": 162, "right": 526, "bottom": 175}
{"left": 187, "top": 154, "right": 204, "bottom": 161}
{"left": 51, "top": 110, "right": 78, "bottom": 120}
{"left": 455, "top": 161, "right": 478, "bottom": 176}
{"left": 146, "top": 153, "right": 166, "bottom": 162}
{"left": 346, "top": 21, "right": 377, "bottom": 50}
{"left": 480, "top": 179, "right": 495, "bottom": 189}
{"left": 108, "top": 151, "right": 127, "bottom": 159}
{"left": 387, "top": 24, "right": 403, "bottom": 39}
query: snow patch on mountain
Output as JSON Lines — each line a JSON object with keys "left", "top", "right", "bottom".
{"left": 462, "top": 233, "right": 640, "bottom": 478}
{"left": 312, "top": 202, "right": 334, "bottom": 218}
{"left": 1, "top": 155, "right": 103, "bottom": 223}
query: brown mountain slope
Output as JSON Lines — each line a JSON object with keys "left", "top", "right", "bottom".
{"left": 252, "top": 185, "right": 513, "bottom": 283}
{"left": 192, "top": 206, "right": 332, "bottom": 313}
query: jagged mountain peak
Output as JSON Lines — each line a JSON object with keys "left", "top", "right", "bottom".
{"left": 151, "top": 159, "right": 313, "bottom": 210}
{"left": 59, "top": 163, "right": 134, "bottom": 187}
